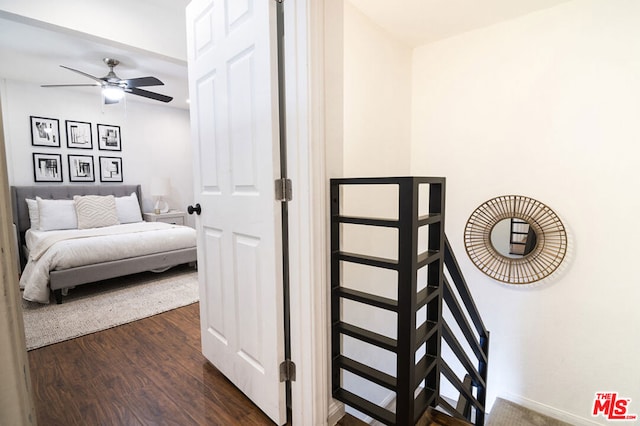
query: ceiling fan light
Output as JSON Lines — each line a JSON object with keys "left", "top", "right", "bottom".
{"left": 102, "top": 86, "right": 125, "bottom": 101}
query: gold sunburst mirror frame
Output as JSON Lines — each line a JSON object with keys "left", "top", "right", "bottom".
{"left": 464, "top": 195, "right": 567, "bottom": 284}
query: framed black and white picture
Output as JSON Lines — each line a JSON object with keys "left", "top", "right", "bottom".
{"left": 68, "top": 155, "right": 95, "bottom": 182}
{"left": 66, "top": 120, "right": 93, "bottom": 149}
{"left": 33, "top": 153, "right": 63, "bottom": 182}
{"left": 99, "top": 156, "right": 123, "bottom": 182}
{"left": 97, "top": 124, "right": 121, "bottom": 151}
{"left": 30, "top": 116, "right": 60, "bottom": 147}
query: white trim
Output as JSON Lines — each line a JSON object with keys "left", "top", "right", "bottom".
{"left": 366, "top": 392, "right": 398, "bottom": 425}
{"left": 317, "top": 0, "right": 346, "bottom": 423}
{"left": 502, "top": 393, "right": 602, "bottom": 426}
{"left": 328, "top": 400, "right": 346, "bottom": 425}
{"left": 286, "top": 0, "right": 330, "bottom": 424}
{"left": 286, "top": 0, "right": 349, "bottom": 424}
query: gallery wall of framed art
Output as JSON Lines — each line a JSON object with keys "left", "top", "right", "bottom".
{"left": 4, "top": 81, "right": 193, "bottom": 227}
{"left": 29, "top": 115, "right": 123, "bottom": 184}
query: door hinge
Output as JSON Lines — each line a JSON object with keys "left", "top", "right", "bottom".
{"left": 279, "top": 359, "right": 296, "bottom": 382}
{"left": 275, "top": 178, "right": 292, "bottom": 202}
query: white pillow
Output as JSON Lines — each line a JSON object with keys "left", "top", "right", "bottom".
{"left": 37, "top": 197, "right": 78, "bottom": 231}
{"left": 115, "top": 192, "right": 143, "bottom": 224}
{"left": 74, "top": 195, "right": 120, "bottom": 229}
{"left": 25, "top": 198, "right": 39, "bottom": 230}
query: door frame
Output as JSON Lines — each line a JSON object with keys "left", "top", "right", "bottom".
{"left": 284, "top": 0, "right": 329, "bottom": 423}
{"left": 0, "top": 0, "right": 339, "bottom": 424}
{"left": 285, "top": 0, "right": 343, "bottom": 424}
{"left": 0, "top": 81, "right": 37, "bottom": 425}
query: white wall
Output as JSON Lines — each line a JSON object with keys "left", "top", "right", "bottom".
{"left": 1, "top": 79, "right": 194, "bottom": 225}
{"left": 412, "top": 0, "right": 640, "bottom": 423}
{"left": 343, "top": 1, "right": 412, "bottom": 177}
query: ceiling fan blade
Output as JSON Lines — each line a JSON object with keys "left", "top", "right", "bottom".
{"left": 60, "top": 65, "right": 105, "bottom": 84}
{"left": 41, "top": 83, "right": 100, "bottom": 88}
{"left": 124, "top": 76, "right": 164, "bottom": 88}
{"left": 126, "top": 87, "right": 173, "bottom": 103}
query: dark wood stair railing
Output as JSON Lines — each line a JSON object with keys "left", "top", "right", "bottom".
{"left": 330, "top": 177, "right": 489, "bottom": 425}
{"left": 440, "top": 237, "right": 490, "bottom": 425}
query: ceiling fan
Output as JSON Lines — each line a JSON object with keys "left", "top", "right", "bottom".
{"left": 41, "top": 58, "right": 173, "bottom": 104}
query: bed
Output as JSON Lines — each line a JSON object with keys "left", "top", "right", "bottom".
{"left": 12, "top": 184, "right": 197, "bottom": 304}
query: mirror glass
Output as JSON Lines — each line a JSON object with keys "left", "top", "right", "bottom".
{"left": 490, "top": 218, "right": 537, "bottom": 258}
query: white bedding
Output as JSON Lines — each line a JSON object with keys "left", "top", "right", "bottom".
{"left": 20, "top": 222, "right": 196, "bottom": 303}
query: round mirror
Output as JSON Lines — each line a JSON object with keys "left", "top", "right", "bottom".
{"left": 490, "top": 218, "right": 537, "bottom": 258}
{"left": 464, "top": 195, "right": 567, "bottom": 284}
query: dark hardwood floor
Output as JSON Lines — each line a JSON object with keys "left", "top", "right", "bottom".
{"left": 28, "top": 301, "right": 367, "bottom": 425}
{"left": 28, "top": 303, "right": 276, "bottom": 425}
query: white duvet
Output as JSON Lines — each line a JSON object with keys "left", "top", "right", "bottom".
{"left": 20, "top": 222, "right": 196, "bottom": 303}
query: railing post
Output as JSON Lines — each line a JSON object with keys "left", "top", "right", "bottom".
{"left": 426, "top": 180, "right": 445, "bottom": 413}
{"left": 476, "top": 332, "right": 490, "bottom": 426}
{"left": 330, "top": 177, "right": 450, "bottom": 425}
{"left": 330, "top": 180, "right": 341, "bottom": 397}
{"left": 395, "top": 178, "right": 419, "bottom": 425}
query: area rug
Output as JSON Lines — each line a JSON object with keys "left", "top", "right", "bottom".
{"left": 487, "top": 398, "right": 573, "bottom": 426}
{"left": 21, "top": 265, "right": 198, "bottom": 350}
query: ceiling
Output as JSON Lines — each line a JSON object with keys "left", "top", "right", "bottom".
{"left": 0, "top": 14, "right": 190, "bottom": 109}
{"left": 348, "top": 0, "right": 573, "bottom": 47}
{"left": 0, "top": 1, "right": 573, "bottom": 110}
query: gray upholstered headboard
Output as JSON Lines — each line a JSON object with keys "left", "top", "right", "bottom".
{"left": 11, "top": 184, "right": 142, "bottom": 267}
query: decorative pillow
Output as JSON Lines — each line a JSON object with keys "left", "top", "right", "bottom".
{"left": 73, "top": 195, "right": 119, "bottom": 229}
{"left": 115, "top": 192, "right": 143, "bottom": 224}
{"left": 26, "top": 198, "right": 39, "bottom": 230}
{"left": 36, "top": 197, "right": 78, "bottom": 231}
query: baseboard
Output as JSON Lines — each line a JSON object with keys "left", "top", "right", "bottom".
{"left": 328, "top": 400, "right": 345, "bottom": 426}
{"left": 502, "top": 393, "right": 602, "bottom": 426}
{"left": 367, "top": 392, "right": 397, "bottom": 425}
{"left": 367, "top": 390, "right": 458, "bottom": 425}
{"left": 333, "top": 391, "right": 602, "bottom": 425}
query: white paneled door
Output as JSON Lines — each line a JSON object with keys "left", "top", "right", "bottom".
{"left": 186, "top": 0, "right": 286, "bottom": 424}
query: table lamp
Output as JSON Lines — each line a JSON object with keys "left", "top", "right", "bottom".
{"left": 150, "top": 177, "right": 170, "bottom": 214}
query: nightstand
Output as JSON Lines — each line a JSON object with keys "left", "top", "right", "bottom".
{"left": 143, "top": 210, "right": 186, "bottom": 226}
